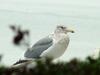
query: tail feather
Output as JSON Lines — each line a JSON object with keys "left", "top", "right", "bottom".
{"left": 13, "top": 59, "right": 29, "bottom": 65}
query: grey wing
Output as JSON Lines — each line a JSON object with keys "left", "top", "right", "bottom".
{"left": 24, "top": 36, "right": 53, "bottom": 58}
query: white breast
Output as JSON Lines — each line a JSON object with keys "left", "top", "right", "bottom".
{"left": 40, "top": 34, "right": 70, "bottom": 59}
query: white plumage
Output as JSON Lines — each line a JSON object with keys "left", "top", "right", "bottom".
{"left": 40, "top": 33, "right": 70, "bottom": 58}
{"left": 24, "top": 25, "right": 74, "bottom": 59}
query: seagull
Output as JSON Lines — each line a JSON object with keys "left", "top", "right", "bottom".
{"left": 24, "top": 25, "right": 74, "bottom": 59}
{"left": 13, "top": 25, "right": 74, "bottom": 66}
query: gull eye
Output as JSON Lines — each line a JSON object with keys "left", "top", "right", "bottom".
{"left": 60, "top": 26, "right": 64, "bottom": 29}
{"left": 57, "top": 25, "right": 66, "bottom": 29}
{"left": 60, "top": 26, "right": 66, "bottom": 29}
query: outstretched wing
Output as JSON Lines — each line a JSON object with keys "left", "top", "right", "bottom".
{"left": 24, "top": 36, "right": 53, "bottom": 58}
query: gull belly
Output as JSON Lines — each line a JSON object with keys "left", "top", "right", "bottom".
{"left": 40, "top": 35, "right": 69, "bottom": 58}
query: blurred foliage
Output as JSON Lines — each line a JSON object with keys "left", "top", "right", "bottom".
{"left": 10, "top": 25, "right": 30, "bottom": 46}
{"left": 0, "top": 55, "right": 100, "bottom": 75}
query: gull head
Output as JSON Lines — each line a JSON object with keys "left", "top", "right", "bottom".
{"left": 55, "top": 25, "right": 75, "bottom": 34}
